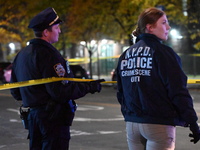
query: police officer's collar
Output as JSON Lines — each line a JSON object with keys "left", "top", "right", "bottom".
{"left": 136, "top": 33, "right": 162, "bottom": 43}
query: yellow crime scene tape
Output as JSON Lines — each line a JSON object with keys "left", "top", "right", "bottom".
{"left": 187, "top": 79, "right": 200, "bottom": 84}
{"left": 0, "top": 77, "right": 199, "bottom": 91}
{"left": 0, "top": 77, "right": 116, "bottom": 91}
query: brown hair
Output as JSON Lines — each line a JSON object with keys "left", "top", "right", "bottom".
{"left": 132, "top": 7, "right": 165, "bottom": 37}
{"left": 34, "top": 26, "right": 53, "bottom": 37}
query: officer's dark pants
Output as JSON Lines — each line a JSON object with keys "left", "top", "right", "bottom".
{"left": 28, "top": 107, "right": 70, "bottom": 150}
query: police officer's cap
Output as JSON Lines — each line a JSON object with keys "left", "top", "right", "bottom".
{"left": 28, "top": 7, "right": 62, "bottom": 31}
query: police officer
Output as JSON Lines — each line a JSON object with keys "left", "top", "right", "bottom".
{"left": 10, "top": 7, "right": 104, "bottom": 150}
{"left": 116, "top": 7, "right": 200, "bottom": 150}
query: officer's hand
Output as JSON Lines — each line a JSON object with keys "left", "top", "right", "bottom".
{"left": 189, "top": 123, "right": 200, "bottom": 144}
{"left": 89, "top": 79, "right": 105, "bottom": 94}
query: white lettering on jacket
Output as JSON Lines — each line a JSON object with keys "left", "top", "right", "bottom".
{"left": 120, "top": 46, "right": 153, "bottom": 83}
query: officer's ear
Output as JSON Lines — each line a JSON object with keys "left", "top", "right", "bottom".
{"left": 43, "top": 29, "right": 49, "bottom": 37}
{"left": 145, "top": 23, "right": 156, "bottom": 33}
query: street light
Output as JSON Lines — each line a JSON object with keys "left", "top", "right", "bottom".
{"left": 80, "top": 41, "right": 86, "bottom": 46}
{"left": 9, "top": 43, "right": 15, "bottom": 51}
{"left": 170, "top": 29, "right": 183, "bottom": 39}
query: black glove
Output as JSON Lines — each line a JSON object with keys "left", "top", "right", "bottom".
{"left": 189, "top": 123, "right": 200, "bottom": 144}
{"left": 88, "top": 79, "right": 105, "bottom": 94}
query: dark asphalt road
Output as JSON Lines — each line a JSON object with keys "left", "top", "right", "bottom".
{"left": 0, "top": 85, "right": 200, "bottom": 150}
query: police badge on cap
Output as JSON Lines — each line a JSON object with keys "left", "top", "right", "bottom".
{"left": 28, "top": 7, "right": 62, "bottom": 31}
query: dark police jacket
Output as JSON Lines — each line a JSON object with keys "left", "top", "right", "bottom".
{"left": 10, "top": 39, "right": 91, "bottom": 125}
{"left": 116, "top": 33, "right": 198, "bottom": 127}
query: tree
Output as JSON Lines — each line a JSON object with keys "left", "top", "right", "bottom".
{"left": 105, "top": 0, "right": 160, "bottom": 44}
{"left": 67, "top": 0, "right": 188, "bottom": 47}
{"left": 187, "top": 0, "right": 200, "bottom": 51}
{"left": 67, "top": 0, "right": 114, "bottom": 78}
{"left": 66, "top": 0, "right": 187, "bottom": 77}
{"left": 0, "top": 0, "right": 72, "bottom": 61}
{"left": 0, "top": 0, "right": 33, "bottom": 45}
{"left": 0, "top": 0, "right": 194, "bottom": 62}
{"left": 0, "top": 0, "right": 31, "bottom": 61}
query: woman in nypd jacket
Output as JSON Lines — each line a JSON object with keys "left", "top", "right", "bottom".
{"left": 116, "top": 7, "right": 200, "bottom": 150}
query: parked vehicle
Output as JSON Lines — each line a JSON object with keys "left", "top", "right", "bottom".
{"left": 111, "top": 68, "right": 117, "bottom": 81}
{"left": 70, "top": 65, "right": 90, "bottom": 79}
{"left": 3, "top": 64, "right": 89, "bottom": 83}
{"left": 3, "top": 64, "right": 12, "bottom": 83}
{"left": 0, "top": 62, "right": 11, "bottom": 83}
{"left": 111, "top": 68, "right": 117, "bottom": 89}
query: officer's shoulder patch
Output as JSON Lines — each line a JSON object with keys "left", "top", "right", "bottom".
{"left": 54, "top": 63, "right": 66, "bottom": 77}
